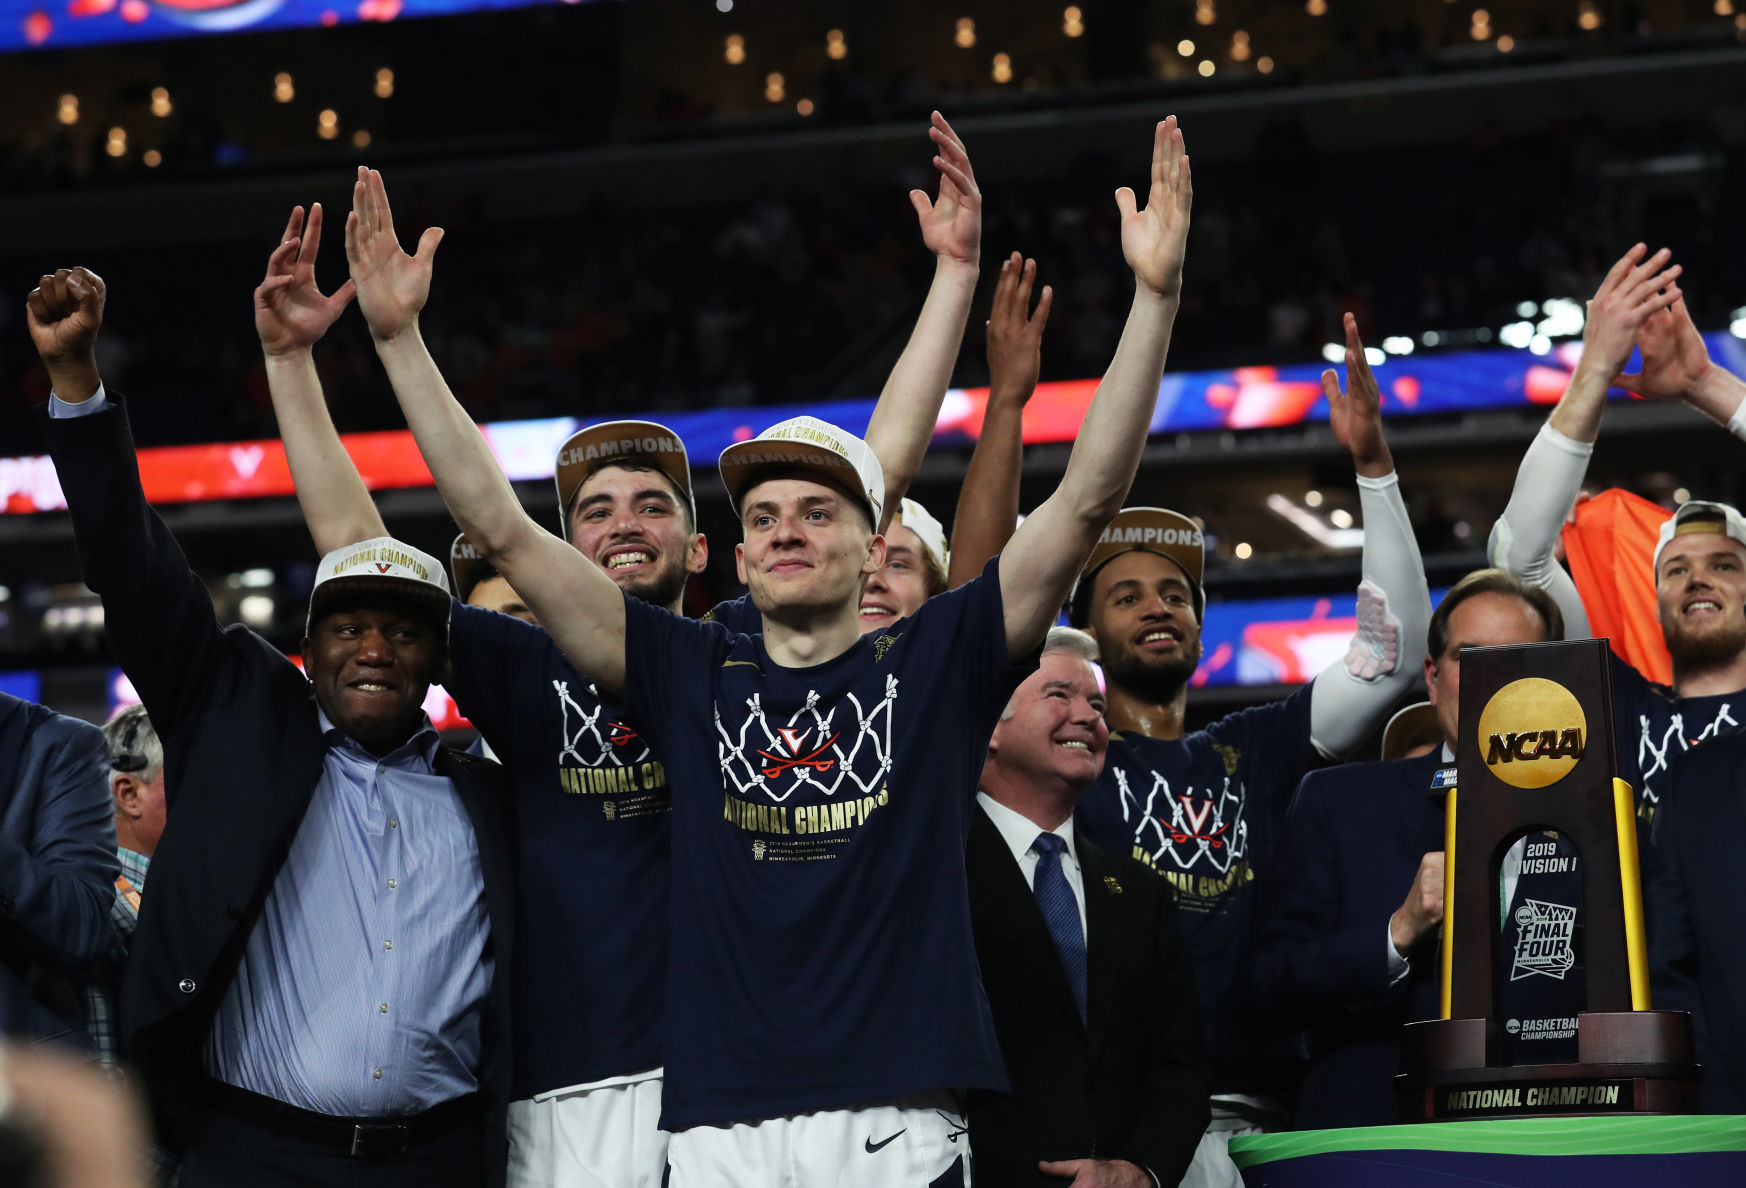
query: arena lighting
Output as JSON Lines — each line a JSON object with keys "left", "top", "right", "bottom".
{"left": 954, "top": 17, "right": 975, "bottom": 48}
{"left": 1578, "top": 2, "right": 1601, "bottom": 30}
{"left": 1305, "top": 0, "right": 1327, "bottom": 15}
{"left": 1320, "top": 343, "right": 1345, "bottom": 364}
{"left": 1234, "top": 542, "right": 1253, "bottom": 560}
{"left": 1304, "top": 490, "right": 1324, "bottom": 508}
{"left": 1730, "top": 308, "right": 1746, "bottom": 338}
{"left": 1497, "top": 34, "right": 1515, "bottom": 51}
{"left": 150, "top": 86, "right": 171, "bottom": 116}
{"left": 105, "top": 126, "right": 126, "bottom": 157}
{"left": 56, "top": 93, "right": 78, "bottom": 124}
{"left": 374, "top": 68, "right": 394, "bottom": 98}
{"left": 724, "top": 35, "right": 745, "bottom": 65}
{"left": 239, "top": 595, "right": 275, "bottom": 628}
{"left": 1674, "top": 487, "right": 1691, "bottom": 504}
{"left": 1195, "top": 0, "right": 1216, "bottom": 26}
{"left": 825, "top": 28, "right": 846, "bottom": 59}
{"left": 274, "top": 72, "right": 294, "bottom": 102}
{"left": 353, "top": 129, "right": 372, "bottom": 147}
{"left": 992, "top": 53, "right": 1013, "bottom": 83}
{"left": 143, "top": 149, "right": 162, "bottom": 167}
{"left": 1517, "top": 300, "right": 1539, "bottom": 317}
{"left": 1177, "top": 38, "right": 1194, "bottom": 56}
{"left": 1537, "top": 297, "right": 1585, "bottom": 337}
{"left": 1198, "top": 59, "right": 1215, "bottom": 76}
{"left": 1062, "top": 5, "right": 1083, "bottom": 36}
{"left": 1266, "top": 494, "right": 1364, "bottom": 549}
{"left": 715, "top": 0, "right": 731, "bottom": 10}
{"left": 1382, "top": 336, "right": 1415, "bottom": 355}
{"left": 1256, "top": 55, "right": 1274, "bottom": 73}
{"left": 1231, "top": 30, "right": 1251, "bottom": 60}
{"left": 1718, "top": 1, "right": 1735, "bottom": 16}
{"left": 1499, "top": 321, "right": 1535, "bottom": 349}
{"left": 1329, "top": 508, "right": 1354, "bottom": 529}
{"left": 1529, "top": 334, "right": 1552, "bottom": 355}
{"left": 764, "top": 72, "right": 785, "bottom": 102}
{"left": 317, "top": 109, "right": 339, "bottom": 138}
{"left": 796, "top": 98, "right": 814, "bottom": 116}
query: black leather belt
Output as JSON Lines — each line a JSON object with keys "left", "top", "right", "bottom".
{"left": 205, "top": 1079, "right": 482, "bottom": 1159}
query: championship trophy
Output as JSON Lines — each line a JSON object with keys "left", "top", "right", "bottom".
{"left": 1396, "top": 639, "right": 1698, "bottom": 1119}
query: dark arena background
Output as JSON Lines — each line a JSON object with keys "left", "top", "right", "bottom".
{"left": 2, "top": 0, "right": 1743, "bottom": 734}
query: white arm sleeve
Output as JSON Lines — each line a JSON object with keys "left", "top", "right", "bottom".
{"left": 1486, "top": 422, "right": 1592, "bottom": 639}
{"left": 1308, "top": 471, "right": 1432, "bottom": 759}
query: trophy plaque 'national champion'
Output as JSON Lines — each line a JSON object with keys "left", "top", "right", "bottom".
{"left": 1396, "top": 638, "right": 1698, "bottom": 1120}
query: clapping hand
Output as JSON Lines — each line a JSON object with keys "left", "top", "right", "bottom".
{"left": 1116, "top": 116, "right": 1192, "bottom": 299}
{"left": 910, "top": 111, "right": 981, "bottom": 270}
{"left": 256, "top": 203, "right": 356, "bottom": 357}
{"left": 1323, "top": 312, "right": 1392, "bottom": 478}
{"left": 345, "top": 166, "right": 445, "bottom": 344}
{"left": 986, "top": 252, "right": 1052, "bottom": 408}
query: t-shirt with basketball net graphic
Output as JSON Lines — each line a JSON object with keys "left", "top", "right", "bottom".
{"left": 1610, "top": 651, "right": 1740, "bottom": 827}
{"left": 1076, "top": 684, "right": 1316, "bottom": 1096}
{"left": 447, "top": 601, "right": 676, "bottom": 1099}
{"left": 620, "top": 556, "right": 1030, "bottom": 1130}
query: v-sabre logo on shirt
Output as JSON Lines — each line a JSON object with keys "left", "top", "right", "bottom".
{"left": 716, "top": 676, "right": 898, "bottom": 803}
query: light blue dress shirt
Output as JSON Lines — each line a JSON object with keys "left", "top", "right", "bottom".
{"left": 204, "top": 710, "right": 493, "bottom": 1116}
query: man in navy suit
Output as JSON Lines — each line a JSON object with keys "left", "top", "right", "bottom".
{"left": 1253, "top": 570, "right": 1563, "bottom": 1129}
{"left": 1648, "top": 722, "right": 1746, "bottom": 1112}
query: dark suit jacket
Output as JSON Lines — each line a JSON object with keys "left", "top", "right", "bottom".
{"left": 1252, "top": 753, "right": 1445, "bottom": 1129}
{"left": 0, "top": 692, "right": 118, "bottom": 1047}
{"left": 1648, "top": 722, "right": 1746, "bottom": 1113}
{"left": 40, "top": 396, "right": 515, "bottom": 1183}
{"left": 966, "top": 803, "right": 1209, "bottom": 1187}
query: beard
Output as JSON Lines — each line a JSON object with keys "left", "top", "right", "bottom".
{"left": 616, "top": 558, "right": 690, "bottom": 610}
{"left": 1101, "top": 636, "right": 1204, "bottom": 703}
{"left": 1663, "top": 609, "right": 1746, "bottom": 668}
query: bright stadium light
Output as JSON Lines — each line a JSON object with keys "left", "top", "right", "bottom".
{"left": 1499, "top": 321, "right": 1534, "bottom": 349}
{"left": 1321, "top": 342, "right": 1345, "bottom": 363}
{"left": 1382, "top": 336, "right": 1415, "bottom": 355}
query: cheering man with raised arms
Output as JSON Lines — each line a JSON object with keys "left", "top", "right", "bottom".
{"left": 341, "top": 116, "right": 1191, "bottom": 1185}
{"left": 248, "top": 112, "right": 985, "bottom": 1188}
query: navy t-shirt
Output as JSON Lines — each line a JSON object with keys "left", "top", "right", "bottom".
{"left": 620, "top": 556, "right": 1030, "bottom": 1129}
{"left": 447, "top": 601, "right": 671, "bottom": 1098}
{"left": 1076, "top": 684, "right": 1317, "bottom": 1095}
{"left": 1610, "top": 653, "right": 1741, "bottom": 826}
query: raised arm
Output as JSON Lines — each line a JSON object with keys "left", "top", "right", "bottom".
{"left": 863, "top": 111, "right": 981, "bottom": 532}
{"left": 345, "top": 168, "right": 628, "bottom": 693}
{"left": 1305, "top": 314, "right": 1432, "bottom": 759}
{"left": 255, "top": 202, "right": 385, "bottom": 555}
{"left": 946, "top": 253, "right": 1050, "bottom": 590}
{"left": 28, "top": 270, "right": 233, "bottom": 734}
{"left": 1488, "top": 245, "right": 1682, "bottom": 636}
{"left": 1615, "top": 292, "right": 1746, "bottom": 435}
{"left": 999, "top": 117, "right": 1191, "bottom": 656}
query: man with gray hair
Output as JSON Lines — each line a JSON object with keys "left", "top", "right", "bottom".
{"left": 967, "top": 628, "right": 1208, "bottom": 1188}
{"left": 83, "top": 704, "right": 165, "bottom": 1067}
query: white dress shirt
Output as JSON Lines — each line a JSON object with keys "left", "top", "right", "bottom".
{"left": 976, "top": 791, "right": 1087, "bottom": 939}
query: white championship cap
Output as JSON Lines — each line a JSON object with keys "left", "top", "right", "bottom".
{"left": 717, "top": 415, "right": 885, "bottom": 529}
{"left": 1653, "top": 500, "right": 1746, "bottom": 578}
{"left": 307, "top": 536, "right": 451, "bottom": 634}
{"left": 894, "top": 497, "right": 948, "bottom": 574}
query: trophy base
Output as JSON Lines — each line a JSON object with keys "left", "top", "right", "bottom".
{"left": 1397, "top": 1010, "right": 1699, "bottom": 1121}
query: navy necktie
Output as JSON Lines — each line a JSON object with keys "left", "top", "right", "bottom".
{"left": 1032, "top": 832, "right": 1088, "bottom": 1022}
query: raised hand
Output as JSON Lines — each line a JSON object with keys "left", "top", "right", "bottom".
{"left": 1323, "top": 312, "right": 1392, "bottom": 478}
{"left": 26, "top": 267, "right": 106, "bottom": 401}
{"left": 909, "top": 111, "right": 981, "bottom": 270}
{"left": 986, "top": 252, "right": 1052, "bottom": 407}
{"left": 1614, "top": 294, "right": 1710, "bottom": 401}
{"left": 26, "top": 267, "right": 105, "bottom": 366}
{"left": 344, "top": 166, "right": 445, "bottom": 343}
{"left": 256, "top": 204, "right": 356, "bottom": 357}
{"left": 1580, "top": 243, "right": 1682, "bottom": 386}
{"left": 1115, "top": 116, "right": 1192, "bottom": 299}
